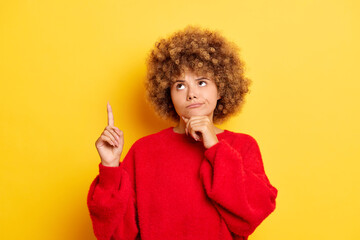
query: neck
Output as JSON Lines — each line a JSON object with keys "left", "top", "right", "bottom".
{"left": 174, "top": 118, "right": 188, "bottom": 134}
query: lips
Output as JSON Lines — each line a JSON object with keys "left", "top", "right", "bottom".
{"left": 186, "top": 103, "right": 204, "bottom": 108}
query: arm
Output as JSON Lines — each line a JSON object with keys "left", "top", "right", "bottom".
{"left": 87, "top": 146, "right": 139, "bottom": 240}
{"left": 199, "top": 135, "right": 278, "bottom": 237}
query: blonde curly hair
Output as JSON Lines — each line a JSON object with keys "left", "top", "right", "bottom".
{"left": 145, "top": 25, "right": 251, "bottom": 124}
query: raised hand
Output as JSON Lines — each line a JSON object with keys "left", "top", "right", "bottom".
{"left": 95, "top": 102, "right": 124, "bottom": 167}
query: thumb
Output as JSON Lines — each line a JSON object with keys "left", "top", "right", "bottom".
{"left": 181, "top": 116, "right": 190, "bottom": 135}
{"left": 181, "top": 116, "right": 189, "bottom": 123}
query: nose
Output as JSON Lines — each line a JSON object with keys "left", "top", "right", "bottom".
{"left": 187, "top": 94, "right": 197, "bottom": 100}
{"left": 187, "top": 86, "right": 197, "bottom": 100}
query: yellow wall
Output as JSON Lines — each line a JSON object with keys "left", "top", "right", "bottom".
{"left": 1, "top": 0, "right": 359, "bottom": 239}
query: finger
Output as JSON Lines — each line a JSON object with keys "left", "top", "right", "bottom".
{"left": 104, "top": 129, "right": 118, "bottom": 147}
{"left": 100, "top": 134, "right": 116, "bottom": 147}
{"left": 185, "top": 120, "right": 190, "bottom": 135}
{"left": 181, "top": 116, "right": 188, "bottom": 135}
{"left": 184, "top": 116, "right": 207, "bottom": 127}
{"left": 190, "top": 121, "right": 210, "bottom": 140}
{"left": 189, "top": 121, "right": 208, "bottom": 129}
{"left": 185, "top": 121, "right": 199, "bottom": 141}
{"left": 189, "top": 124, "right": 207, "bottom": 139}
{"left": 188, "top": 116, "right": 211, "bottom": 131}
{"left": 107, "top": 102, "right": 115, "bottom": 126}
{"left": 185, "top": 117, "right": 205, "bottom": 134}
{"left": 181, "top": 116, "right": 189, "bottom": 123}
{"left": 103, "top": 130, "right": 118, "bottom": 147}
{"left": 187, "top": 119, "right": 208, "bottom": 126}
{"left": 106, "top": 126, "right": 120, "bottom": 142}
{"left": 189, "top": 128, "right": 200, "bottom": 141}
{"left": 184, "top": 116, "right": 195, "bottom": 130}
{"left": 112, "top": 126, "right": 123, "bottom": 139}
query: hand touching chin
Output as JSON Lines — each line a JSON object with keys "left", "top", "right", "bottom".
{"left": 181, "top": 115, "right": 219, "bottom": 149}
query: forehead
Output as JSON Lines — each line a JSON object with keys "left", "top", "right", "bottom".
{"left": 174, "top": 66, "right": 214, "bottom": 80}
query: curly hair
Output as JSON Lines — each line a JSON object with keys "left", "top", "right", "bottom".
{"left": 144, "top": 25, "right": 251, "bottom": 124}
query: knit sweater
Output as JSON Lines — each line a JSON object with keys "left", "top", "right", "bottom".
{"left": 87, "top": 127, "right": 278, "bottom": 240}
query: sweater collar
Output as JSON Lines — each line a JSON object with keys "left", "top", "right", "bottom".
{"left": 166, "top": 127, "right": 229, "bottom": 139}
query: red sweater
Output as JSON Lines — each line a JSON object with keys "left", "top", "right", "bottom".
{"left": 87, "top": 127, "right": 278, "bottom": 240}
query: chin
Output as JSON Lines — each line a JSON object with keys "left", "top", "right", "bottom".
{"left": 185, "top": 110, "right": 212, "bottom": 118}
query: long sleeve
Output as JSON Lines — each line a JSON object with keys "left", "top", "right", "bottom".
{"left": 87, "top": 146, "right": 140, "bottom": 240}
{"left": 199, "top": 135, "right": 278, "bottom": 238}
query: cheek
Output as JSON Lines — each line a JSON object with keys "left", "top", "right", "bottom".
{"left": 205, "top": 88, "right": 219, "bottom": 104}
{"left": 170, "top": 88, "right": 176, "bottom": 102}
{"left": 170, "top": 90, "right": 183, "bottom": 108}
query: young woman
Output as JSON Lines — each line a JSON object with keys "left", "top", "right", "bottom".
{"left": 87, "top": 25, "right": 278, "bottom": 240}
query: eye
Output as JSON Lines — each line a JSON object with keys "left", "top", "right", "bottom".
{"left": 198, "top": 81, "right": 207, "bottom": 87}
{"left": 176, "top": 83, "right": 185, "bottom": 90}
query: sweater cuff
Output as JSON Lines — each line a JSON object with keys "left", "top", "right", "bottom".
{"left": 204, "top": 139, "right": 230, "bottom": 166}
{"left": 98, "top": 162, "right": 122, "bottom": 190}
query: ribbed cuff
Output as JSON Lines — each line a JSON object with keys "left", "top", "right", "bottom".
{"left": 98, "top": 162, "right": 122, "bottom": 190}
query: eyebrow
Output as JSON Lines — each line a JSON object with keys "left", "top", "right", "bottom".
{"left": 175, "top": 77, "right": 208, "bottom": 82}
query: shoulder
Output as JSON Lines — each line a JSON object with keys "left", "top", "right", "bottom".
{"left": 215, "top": 130, "right": 264, "bottom": 167}
{"left": 221, "top": 129, "right": 259, "bottom": 146}
{"left": 130, "top": 127, "right": 171, "bottom": 149}
{"left": 219, "top": 129, "right": 261, "bottom": 155}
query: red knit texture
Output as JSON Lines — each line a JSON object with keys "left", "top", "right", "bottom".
{"left": 87, "top": 127, "right": 278, "bottom": 240}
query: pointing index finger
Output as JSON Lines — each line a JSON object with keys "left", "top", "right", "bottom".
{"left": 107, "top": 102, "right": 115, "bottom": 126}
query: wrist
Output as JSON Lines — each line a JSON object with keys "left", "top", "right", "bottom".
{"left": 205, "top": 137, "right": 219, "bottom": 149}
{"left": 101, "top": 161, "right": 120, "bottom": 167}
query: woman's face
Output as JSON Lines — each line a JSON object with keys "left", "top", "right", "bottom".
{"left": 170, "top": 69, "right": 220, "bottom": 120}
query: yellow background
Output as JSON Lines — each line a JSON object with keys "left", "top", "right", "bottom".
{"left": 1, "top": 0, "right": 359, "bottom": 239}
